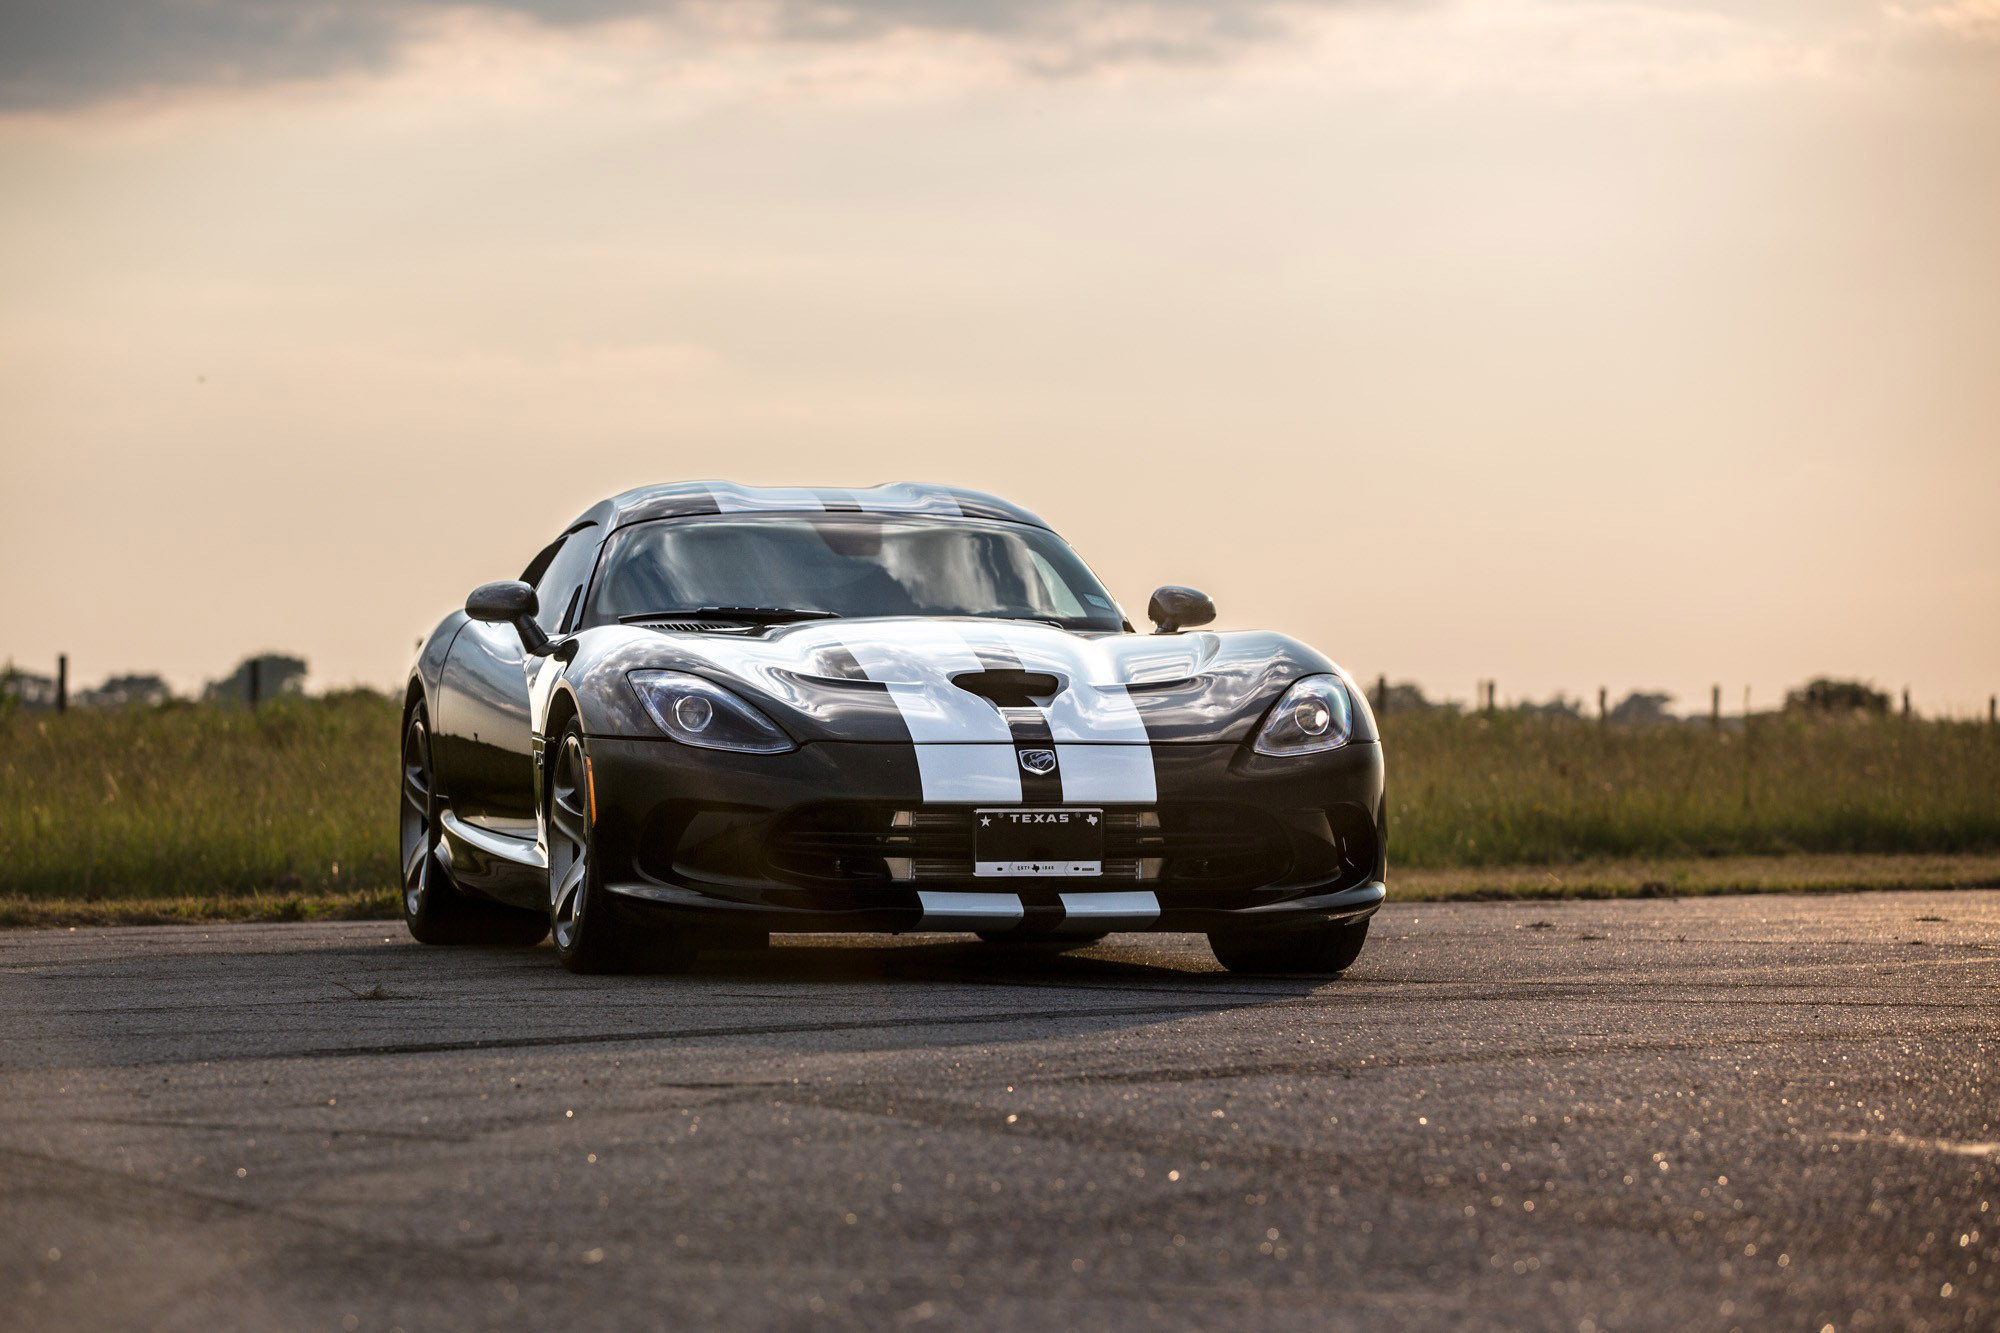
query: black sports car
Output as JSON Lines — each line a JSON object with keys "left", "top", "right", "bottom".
{"left": 400, "top": 482, "right": 1385, "bottom": 974}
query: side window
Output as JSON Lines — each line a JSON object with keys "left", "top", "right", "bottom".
{"left": 530, "top": 524, "right": 602, "bottom": 634}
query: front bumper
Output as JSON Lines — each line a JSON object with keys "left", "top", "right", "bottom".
{"left": 583, "top": 735, "right": 1386, "bottom": 935}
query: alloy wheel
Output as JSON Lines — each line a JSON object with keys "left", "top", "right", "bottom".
{"left": 400, "top": 711, "right": 436, "bottom": 919}
{"left": 548, "top": 732, "right": 592, "bottom": 952}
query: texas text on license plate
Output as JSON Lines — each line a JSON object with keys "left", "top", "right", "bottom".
{"left": 973, "top": 808, "right": 1104, "bottom": 877}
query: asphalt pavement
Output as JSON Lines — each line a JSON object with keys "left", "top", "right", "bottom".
{"left": 2, "top": 892, "right": 1996, "bottom": 1331}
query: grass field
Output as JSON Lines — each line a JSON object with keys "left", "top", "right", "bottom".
{"left": 1384, "top": 707, "right": 2000, "bottom": 865}
{"left": 2, "top": 693, "right": 1997, "bottom": 926}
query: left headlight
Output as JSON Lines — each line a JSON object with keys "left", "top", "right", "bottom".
{"left": 626, "top": 670, "right": 796, "bottom": 754}
{"left": 1253, "top": 674, "right": 1354, "bottom": 756}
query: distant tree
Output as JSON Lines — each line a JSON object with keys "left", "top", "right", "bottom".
{"left": 80, "top": 673, "right": 174, "bottom": 708}
{"left": 1376, "top": 681, "right": 1443, "bottom": 714}
{"left": 1608, "top": 691, "right": 1676, "bottom": 726}
{"left": 1516, "top": 694, "right": 1584, "bottom": 719}
{"left": 0, "top": 663, "right": 58, "bottom": 713}
{"left": 203, "top": 655, "right": 308, "bottom": 705}
{"left": 1785, "top": 678, "right": 1889, "bottom": 715}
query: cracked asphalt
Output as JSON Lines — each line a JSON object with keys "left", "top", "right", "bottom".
{"left": 2, "top": 892, "right": 1996, "bottom": 1331}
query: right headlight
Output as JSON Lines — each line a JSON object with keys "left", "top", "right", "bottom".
{"left": 1253, "top": 674, "right": 1354, "bottom": 756}
{"left": 626, "top": 670, "right": 796, "bottom": 753}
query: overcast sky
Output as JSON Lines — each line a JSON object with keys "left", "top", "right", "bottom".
{"left": 3, "top": 0, "right": 1997, "bottom": 711}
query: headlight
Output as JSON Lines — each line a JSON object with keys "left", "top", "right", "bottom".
{"left": 1253, "top": 674, "right": 1353, "bottom": 756}
{"left": 626, "top": 671, "right": 795, "bottom": 753}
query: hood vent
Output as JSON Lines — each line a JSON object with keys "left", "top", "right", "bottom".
{"left": 636, "top": 621, "right": 753, "bottom": 635}
{"left": 951, "top": 669, "right": 1062, "bottom": 707}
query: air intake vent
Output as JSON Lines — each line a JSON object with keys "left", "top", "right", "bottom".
{"left": 951, "top": 669, "right": 1062, "bottom": 707}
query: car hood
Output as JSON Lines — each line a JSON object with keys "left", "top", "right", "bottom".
{"left": 576, "top": 616, "right": 1355, "bottom": 746}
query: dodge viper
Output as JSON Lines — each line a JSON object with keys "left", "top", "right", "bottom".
{"left": 400, "top": 481, "right": 1385, "bottom": 974}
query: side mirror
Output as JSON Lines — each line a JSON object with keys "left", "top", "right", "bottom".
{"left": 1148, "top": 585, "right": 1216, "bottom": 634}
{"left": 466, "top": 581, "right": 552, "bottom": 657}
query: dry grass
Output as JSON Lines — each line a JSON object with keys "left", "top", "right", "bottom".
{"left": 1388, "top": 852, "right": 2000, "bottom": 902}
{"left": 0, "top": 887, "right": 398, "bottom": 929}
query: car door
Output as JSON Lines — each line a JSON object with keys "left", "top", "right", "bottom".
{"left": 434, "top": 521, "right": 603, "bottom": 834}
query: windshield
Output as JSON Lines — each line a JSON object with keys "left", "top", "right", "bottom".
{"left": 587, "top": 514, "right": 1126, "bottom": 631}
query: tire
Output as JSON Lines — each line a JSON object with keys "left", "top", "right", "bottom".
{"left": 400, "top": 702, "right": 548, "bottom": 947}
{"left": 1208, "top": 918, "right": 1370, "bottom": 975}
{"left": 545, "top": 723, "right": 699, "bottom": 975}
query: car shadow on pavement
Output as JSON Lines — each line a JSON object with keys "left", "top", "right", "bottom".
{"left": 666, "top": 934, "right": 1337, "bottom": 997}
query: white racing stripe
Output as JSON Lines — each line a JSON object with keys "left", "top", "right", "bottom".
{"left": 991, "top": 624, "right": 1158, "bottom": 804}
{"left": 844, "top": 484, "right": 962, "bottom": 515}
{"left": 1046, "top": 744, "right": 1156, "bottom": 804}
{"left": 838, "top": 620, "right": 1162, "bottom": 805}
{"left": 701, "top": 481, "right": 965, "bottom": 516}
{"left": 1055, "top": 890, "right": 1160, "bottom": 933}
{"left": 916, "top": 890, "right": 1024, "bottom": 930}
{"left": 705, "top": 482, "right": 828, "bottom": 513}
{"left": 840, "top": 624, "right": 1022, "bottom": 802}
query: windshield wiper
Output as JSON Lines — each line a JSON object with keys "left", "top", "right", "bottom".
{"left": 620, "top": 606, "right": 841, "bottom": 625}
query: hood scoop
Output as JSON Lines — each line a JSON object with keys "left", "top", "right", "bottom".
{"left": 951, "top": 669, "right": 1063, "bottom": 707}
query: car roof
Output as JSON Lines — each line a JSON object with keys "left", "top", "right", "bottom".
{"left": 582, "top": 481, "right": 1052, "bottom": 533}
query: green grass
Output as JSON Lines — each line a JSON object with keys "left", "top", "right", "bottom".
{"left": 1, "top": 693, "right": 1997, "bottom": 926}
{"left": 0, "top": 691, "right": 400, "bottom": 901}
{"left": 1383, "top": 709, "right": 2000, "bottom": 867}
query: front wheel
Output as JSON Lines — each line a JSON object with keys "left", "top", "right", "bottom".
{"left": 1208, "top": 918, "right": 1370, "bottom": 975}
{"left": 546, "top": 724, "right": 698, "bottom": 975}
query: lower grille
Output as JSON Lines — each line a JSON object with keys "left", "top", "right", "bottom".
{"left": 766, "top": 802, "right": 1291, "bottom": 892}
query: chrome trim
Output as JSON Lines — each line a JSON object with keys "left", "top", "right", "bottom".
{"left": 916, "top": 890, "right": 1025, "bottom": 931}
{"left": 440, "top": 811, "right": 547, "bottom": 870}
{"left": 1054, "top": 890, "right": 1160, "bottom": 932}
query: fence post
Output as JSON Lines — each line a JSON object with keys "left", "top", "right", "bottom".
{"left": 1711, "top": 685, "right": 1720, "bottom": 730}
{"left": 1375, "top": 673, "right": 1387, "bottom": 714}
{"left": 56, "top": 654, "right": 68, "bottom": 714}
{"left": 248, "top": 659, "right": 261, "bottom": 711}
{"left": 1901, "top": 687, "right": 1910, "bottom": 719}
{"left": 1597, "top": 686, "right": 1607, "bottom": 726}
{"left": 1990, "top": 695, "right": 1996, "bottom": 725}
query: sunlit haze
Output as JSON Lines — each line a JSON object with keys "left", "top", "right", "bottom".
{"left": 4, "top": 0, "right": 1996, "bottom": 712}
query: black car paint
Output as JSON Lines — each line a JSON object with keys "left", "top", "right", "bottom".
{"left": 407, "top": 483, "right": 1387, "bottom": 928}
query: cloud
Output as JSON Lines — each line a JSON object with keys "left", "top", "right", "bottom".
{"left": 0, "top": 0, "right": 1332, "bottom": 110}
{"left": 1886, "top": 0, "right": 2000, "bottom": 45}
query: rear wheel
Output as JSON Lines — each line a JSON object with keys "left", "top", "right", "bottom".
{"left": 400, "top": 703, "right": 547, "bottom": 947}
{"left": 1208, "top": 918, "right": 1369, "bottom": 975}
{"left": 546, "top": 724, "right": 698, "bottom": 975}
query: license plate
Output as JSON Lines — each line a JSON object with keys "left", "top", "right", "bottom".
{"left": 974, "top": 808, "right": 1104, "bottom": 877}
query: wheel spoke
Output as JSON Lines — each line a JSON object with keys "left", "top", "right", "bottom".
{"left": 551, "top": 855, "right": 586, "bottom": 945}
{"left": 549, "top": 801, "right": 586, "bottom": 846}
{"left": 553, "top": 855, "right": 586, "bottom": 914}
{"left": 403, "top": 838, "right": 429, "bottom": 886}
